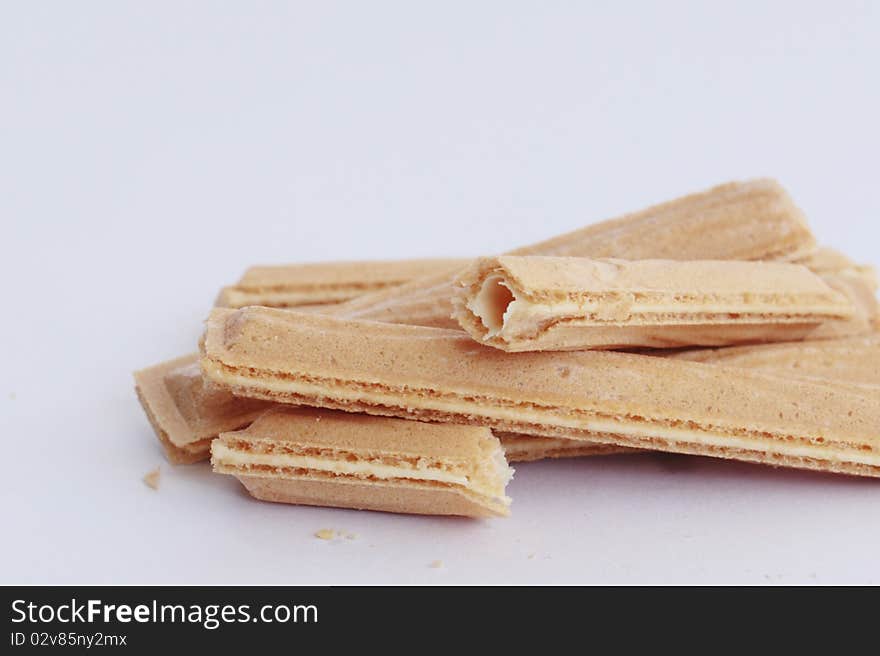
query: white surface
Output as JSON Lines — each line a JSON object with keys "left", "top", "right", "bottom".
{"left": 2, "top": 1, "right": 879, "bottom": 585}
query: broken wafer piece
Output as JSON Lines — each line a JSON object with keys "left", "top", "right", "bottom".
{"left": 201, "top": 307, "right": 880, "bottom": 478}
{"left": 134, "top": 354, "right": 271, "bottom": 464}
{"left": 212, "top": 407, "right": 513, "bottom": 517}
{"left": 453, "top": 256, "right": 852, "bottom": 351}
{"left": 216, "top": 258, "right": 467, "bottom": 309}
{"left": 670, "top": 334, "right": 880, "bottom": 390}
{"left": 329, "top": 178, "right": 818, "bottom": 329}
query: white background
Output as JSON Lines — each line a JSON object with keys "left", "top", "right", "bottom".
{"left": 2, "top": 1, "right": 879, "bottom": 584}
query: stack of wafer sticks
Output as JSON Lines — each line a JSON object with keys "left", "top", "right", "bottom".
{"left": 135, "top": 179, "right": 880, "bottom": 518}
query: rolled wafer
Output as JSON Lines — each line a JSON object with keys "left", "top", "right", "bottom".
{"left": 134, "top": 354, "right": 271, "bottom": 464}
{"left": 216, "top": 258, "right": 467, "bottom": 309}
{"left": 670, "top": 334, "right": 880, "bottom": 390}
{"left": 202, "top": 307, "right": 880, "bottom": 478}
{"left": 212, "top": 406, "right": 513, "bottom": 517}
{"left": 452, "top": 256, "right": 852, "bottom": 352}
{"left": 329, "top": 178, "right": 817, "bottom": 329}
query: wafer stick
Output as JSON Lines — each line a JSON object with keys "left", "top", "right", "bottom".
{"left": 329, "top": 179, "right": 817, "bottom": 329}
{"left": 216, "top": 258, "right": 467, "bottom": 309}
{"left": 202, "top": 307, "right": 880, "bottom": 478}
{"left": 452, "top": 256, "right": 851, "bottom": 351}
{"left": 136, "top": 178, "right": 817, "bottom": 461}
{"left": 135, "top": 356, "right": 591, "bottom": 464}
{"left": 134, "top": 354, "right": 611, "bottom": 464}
{"left": 134, "top": 355, "right": 271, "bottom": 464}
{"left": 212, "top": 406, "right": 513, "bottom": 517}
{"left": 670, "top": 334, "right": 880, "bottom": 390}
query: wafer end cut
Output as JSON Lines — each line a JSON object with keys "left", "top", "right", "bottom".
{"left": 212, "top": 407, "right": 513, "bottom": 518}
{"left": 134, "top": 353, "right": 271, "bottom": 464}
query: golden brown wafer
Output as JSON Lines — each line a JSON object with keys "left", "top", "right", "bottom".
{"left": 202, "top": 307, "right": 880, "bottom": 478}
{"left": 216, "top": 258, "right": 467, "bottom": 309}
{"left": 213, "top": 407, "right": 512, "bottom": 517}
{"left": 329, "top": 178, "right": 817, "bottom": 329}
{"left": 452, "top": 256, "right": 851, "bottom": 351}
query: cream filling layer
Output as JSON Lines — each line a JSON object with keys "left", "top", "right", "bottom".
{"left": 468, "top": 273, "right": 849, "bottom": 343}
{"left": 213, "top": 442, "right": 471, "bottom": 486}
{"left": 210, "top": 364, "right": 880, "bottom": 468}
{"left": 501, "top": 298, "right": 846, "bottom": 342}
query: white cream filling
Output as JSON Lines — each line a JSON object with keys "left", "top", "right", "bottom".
{"left": 215, "top": 368, "right": 880, "bottom": 468}
{"left": 509, "top": 299, "right": 847, "bottom": 338}
{"left": 467, "top": 274, "right": 518, "bottom": 338}
{"left": 467, "top": 274, "right": 848, "bottom": 343}
{"left": 213, "top": 442, "right": 471, "bottom": 486}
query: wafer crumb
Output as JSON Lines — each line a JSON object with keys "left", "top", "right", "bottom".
{"left": 429, "top": 560, "right": 443, "bottom": 569}
{"left": 314, "top": 529, "right": 336, "bottom": 540}
{"left": 528, "top": 553, "right": 536, "bottom": 560}
{"left": 344, "top": 532, "right": 358, "bottom": 540}
{"left": 143, "top": 467, "right": 160, "bottom": 490}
